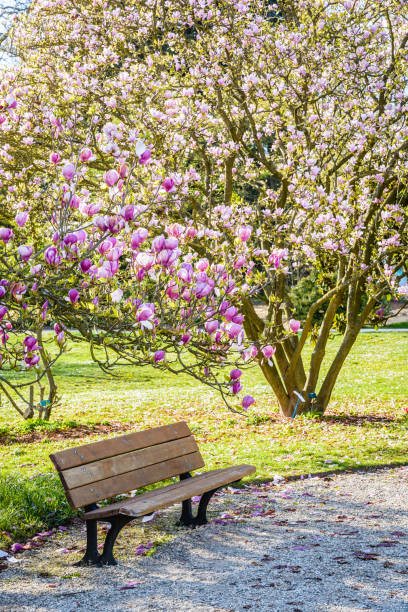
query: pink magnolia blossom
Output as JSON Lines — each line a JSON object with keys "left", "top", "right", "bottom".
{"left": 135, "top": 140, "right": 147, "bottom": 156}
{"left": 152, "top": 235, "right": 166, "bottom": 252}
{"left": 24, "top": 354, "right": 40, "bottom": 367}
{"left": 165, "top": 237, "right": 179, "bottom": 250}
{"left": 130, "top": 228, "right": 149, "bottom": 249}
{"left": 205, "top": 320, "right": 218, "bottom": 334}
{"left": 44, "top": 246, "right": 60, "bottom": 266}
{"left": 63, "top": 233, "right": 78, "bottom": 246}
{"left": 50, "top": 152, "right": 61, "bottom": 164}
{"left": 17, "top": 245, "right": 33, "bottom": 261}
{"left": 68, "top": 289, "right": 79, "bottom": 304}
{"left": 166, "top": 223, "right": 183, "bottom": 237}
{"left": 232, "top": 380, "right": 242, "bottom": 394}
{"left": 227, "top": 323, "right": 243, "bottom": 339}
{"left": 139, "top": 149, "right": 151, "bottom": 165}
{"left": 104, "top": 169, "right": 119, "bottom": 187}
{"left": 119, "top": 164, "right": 129, "bottom": 178}
{"left": 0, "top": 228, "right": 13, "bottom": 243}
{"left": 162, "top": 177, "right": 175, "bottom": 192}
{"left": 122, "top": 205, "right": 135, "bottom": 221}
{"left": 157, "top": 249, "right": 179, "bottom": 267}
{"left": 111, "top": 288, "right": 123, "bottom": 303}
{"left": 224, "top": 306, "right": 238, "bottom": 322}
{"left": 62, "top": 163, "right": 75, "bottom": 181}
{"left": 262, "top": 345, "right": 276, "bottom": 359}
{"left": 166, "top": 283, "right": 179, "bottom": 300}
{"left": 238, "top": 226, "right": 252, "bottom": 242}
{"left": 69, "top": 194, "right": 80, "bottom": 209}
{"left": 79, "top": 148, "right": 92, "bottom": 162}
{"left": 15, "top": 211, "right": 29, "bottom": 227}
{"left": 234, "top": 256, "right": 246, "bottom": 269}
{"left": 11, "top": 282, "right": 27, "bottom": 301}
{"left": 195, "top": 278, "right": 214, "bottom": 298}
{"left": 289, "top": 319, "right": 301, "bottom": 333}
{"left": 230, "top": 369, "right": 242, "bottom": 380}
{"left": 134, "top": 252, "right": 154, "bottom": 271}
{"left": 196, "top": 258, "right": 209, "bottom": 272}
{"left": 6, "top": 94, "right": 17, "bottom": 109}
{"left": 136, "top": 306, "right": 154, "bottom": 322}
{"left": 23, "top": 335, "right": 38, "bottom": 351}
{"left": 75, "top": 229, "right": 87, "bottom": 243}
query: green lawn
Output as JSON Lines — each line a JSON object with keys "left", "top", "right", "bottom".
{"left": 1, "top": 333, "right": 408, "bottom": 547}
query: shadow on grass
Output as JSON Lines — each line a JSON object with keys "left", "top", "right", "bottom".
{"left": 318, "top": 414, "right": 399, "bottom": 426}
{"left": 0, "top": 420, "right": 135, "bottom": 445}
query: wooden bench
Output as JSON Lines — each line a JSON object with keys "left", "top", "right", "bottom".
{"left": 50, "top": 421, "right": 256, "bottom": 566}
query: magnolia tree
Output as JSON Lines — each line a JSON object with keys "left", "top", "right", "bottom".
{"left": 0, "top": 0, "right": 29, "bottom": 64}
{"left": 0, "top": 92, "right": 266, "bottom": 419}
{"left": 2, "top": 0, "right": 408, "bottom": 418}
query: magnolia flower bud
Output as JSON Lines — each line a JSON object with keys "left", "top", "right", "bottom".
{"left": 68, "top": 288, "right": 79, "bottom": 304}
{"left": 50, "top": 152, "right": 61, "bottom": 164}
{"left": 242, "top": 395, "right": 255, "bottom": 410}
{"left": 154, "top": 350, "right": 165, "bottom": 363}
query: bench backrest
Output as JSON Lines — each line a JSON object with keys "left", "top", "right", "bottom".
{"left": 50, "top": 421, "right": 204, "bottom": 509}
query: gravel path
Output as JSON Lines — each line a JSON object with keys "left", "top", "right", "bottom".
{"left": 1, "top": 467, "right": 408, "bottom": 612}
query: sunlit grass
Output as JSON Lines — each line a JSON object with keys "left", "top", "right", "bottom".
{"left": 1, "top": 333, "right": 407, "bottom": 547}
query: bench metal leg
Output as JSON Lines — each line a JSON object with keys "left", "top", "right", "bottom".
{"left": 99, "top": 515, "right": 134, "bottom": 566}
{"left": 177, "top": 482, "right": 219, "bottom": 527}
{"left": 178, "top": 498, "right": 194, "bottom": 526}
{"left": 195, "top": 488, "right": 218, "bottom": 526}
{"left": 74, "top": 505, "right": 101, "bottom": 567}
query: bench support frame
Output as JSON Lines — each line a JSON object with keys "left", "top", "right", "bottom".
{"left": 74, "top": 504, "right": 101, "bottom": 567}
{"left": 178, "top": 473, "right": 219, "bottom": 527}
{"left": 73, "top": 473, "right": 227, "bottom": 566}
{"left": 74, "top": 504, "right": 134, "bottom": 567}
{"left": 99, "top": 514, "right": 134, "bottom": 566}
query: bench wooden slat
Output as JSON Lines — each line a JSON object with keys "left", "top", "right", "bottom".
{"left": 66, "top": 451, "right": 205, "bottom": 508}
{"left": 61, "top": 436, "right": 198, "bottom": 490}
{"left": 84, "top": 465, "right": 256, "bottom": 520}
{"left": 50, "top": 422, "right": 191, "bottom": 471}
{"left": 82, "top": 468, "right": 227, "bottom": 520}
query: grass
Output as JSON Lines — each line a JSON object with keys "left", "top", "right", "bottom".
{"left": 386, "top": 321, "right": 408, "bottom": 329}
{"left": 0, "top": 472, "right": 77, "bottom": 547}
{"left": 1, "top": 332, "right": 408, "bottom": 548}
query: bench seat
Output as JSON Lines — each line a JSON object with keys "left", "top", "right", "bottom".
{"left": 84, "top": 465, "right": 255, "bottom": 520}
